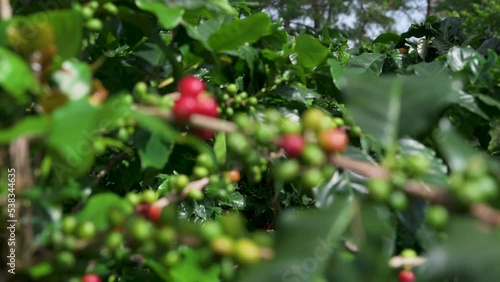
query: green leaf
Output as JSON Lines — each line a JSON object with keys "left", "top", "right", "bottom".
{"left": 399, "top": 138, "right": 448, "bottom": 186}
{"left": 219, "top": 192, "right": 245, "bottom": 209}
{"left": 346, "top": 53, "right": 386, "bottom": 75}
{"left": 208, "top": 13, "right": 272, "bottom": 51}
{"left": 340, "top": 73, "right": 459, "bottom": 147}
{"left": 51, "top": 59, "right": 92, "bottom": 101}
{"left": 433, "top": 119, "right": 476, "bottom": 172}
{"left": 241, "top": 196, "right": 356, "bottom": 282}
{"left": 137, "top": 131, "right": 173, "bottom": 170}
{"left": 294, "top": 34, "right": 328, "bottom": 68}
{"left": 0, "top": 47, "right": 38, "bottom": 102}
{"left": 135, "top": 0, "right": 185, "bottom": 29}
{"left": 372, "top": 33, "right": 400, "bottom": 45}
{"left": 213, "top": 132, "right": 226, "bottom": 163}
{"left": 446, "top": 46, "right": 480, "bottom": 72}
{"left": 328, "top": 58, "right": 345, "bottom": 88}
{"left": 420, "top": 218, "right": 500, "bottom": 282}
{"left": 76, "top": 193, "right": 132, "bottom": 231}
{"left": 457, "top": 91, "right": 490, "bottom": 120}
{"left": 132, "top": 110, "right": 179, "bottom": 142}
{"left": 46, "top": 99, "right": 100, "bottom": 175}
{"left": 170, "top": 247, "right": 221, "bottom": 282}
{"left": 407, "top": 61, "right": 449, "bottom": 76}
{"left": 0, "top": 116, "right": 50, "bottom": 143}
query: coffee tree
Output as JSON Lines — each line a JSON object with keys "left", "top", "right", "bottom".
{"left": 0, "top": 1, "right": 499, "bottom": 282}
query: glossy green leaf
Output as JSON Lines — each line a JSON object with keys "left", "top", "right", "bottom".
{"left": 0, "top": 47, "right": 37, "bottom": 102}
{"left": 340, "top": 73, "right": 459, "bottom": 147}
{"left": 135, "top": 0, "right": 185, "bottom": 29}
{"left": 458, "top": 91, "right": 490, "bottom": 120}
{"left": 446, "top": 46, "right": 480, "bottom": 72}
{"left": 295, "top": 34, "right": 328, "bottom": 68}
{"left": 433, "top": 119, "right": 476, "bottom": 172}
{"left": 137, "top": 131, "right": 173, "bottom": 170}
{"left": 51, "top": 59, "right": 92, "bottom": 101}
{"left": 346, "top": 52, "right": 386, "bottom": 75}
{"left": 208, "top": 13, "right": 272, "bottom": 51}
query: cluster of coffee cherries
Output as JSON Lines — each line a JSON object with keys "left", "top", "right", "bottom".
{"left": 367, "top": 154, "right": 431, "bottom": 211}
{"left": 47, "top": 184, "right": 271, "bottom": 281}
{"left": 226, "top": 107, "right": 350, "bottom": 191}
{"left": 171, "top": 76, "right": 219, "bottom": 140}
{"left": 396, "top": 249, "right": 418, "bottom": 282}
{"left": 217, "top": 83, "right": 258, "bottom": 117}
{"left": 74, "top": 1, "right": 118, "bottom": 32}
{"left": 449, "top": 154, "right": 498, "bottom": 205}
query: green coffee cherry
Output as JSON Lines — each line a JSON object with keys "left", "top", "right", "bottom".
{"left": 103, "top": 2, "right": 119, "bottom": 15}
{"left": 85, "top": 19, "right": 103, "bottom": 32}
{"left": 201, "top": 221, "right": 223, "bottom": 241}
{"left": 280, "top": 119, "right": 302, "bottom": 134}
{"left": 367, "top": 179, "right": 391, "bottom": 201}
{"left": 301, "top": 168, "right": 323, "bottom": 189}
{"left": 174, "top": 174, "right": 190, "bottom": 190}
{"left": 401, "top": 249, "right": 417, "bottom": 259}
{"left": 426, "top": 205, "right": 449, "bottom": 229}
{"left": 62, "top": 216, "right": 78, "bottom": 234}
{"left": 157, "top": 227, "right": 177, "bottom": 245}
{"left": 193, "top": 166, "right": 210, "bottom": 179}
{"left": 56, "top": 251, "right": 76, "bottom": 269}
{"left": 188, "top": 188, "right": 204, "bottom": 200}
{"left": 274, "top": 159, "right": 300, "bottom": 182}
{"left": 142, "top": 189, "right": 157, "bottom": 204}
{"left": 196, "top": 153, "right": 216, "bottom": 170}
{"left": 105, "top": 232, "right": 123, "bottom": 250}
{"left": 77, "top": 221, "right": 96, "bottom": 239}
{"left": 227, "top": 84, "right": 238, "bottom": 94}
{"left": 234, "top": 238, "right": 260, "bottom": 264}
{"left": 301, "top": 144, "right": 326, "bottom": 166}
{"left": 389, "top": 191, "right": 408, "bottom": 210}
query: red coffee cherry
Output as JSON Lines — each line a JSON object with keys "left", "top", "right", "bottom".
{"left": 135, "top": 201, "right": 151, "bottom": 217}
{"left": 147, "top": 202, "right": 163, "bottom": 223}
{"left": 178, "top": 75, "right": 206, "bottom": 97}
{"left": 82, "top": 274, "right": 101, "bottom": 282}
{"left": 398, "top": 270, "right": 415, "bottom": 282}
{"left": 195, "top": 93, "right": 219, "bottom": 117}
{"left": 173, "top": 96, "right": 198, "bottom": 122}
{"left": 318, "top": 128, "right": 349, "bottom": 153}
{"left": 279, "top": 134, "right": 305, "bottom": 157}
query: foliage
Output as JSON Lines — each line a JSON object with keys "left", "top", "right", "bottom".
{"left": 0, "top": 1, "right": 499, "bottom": 282}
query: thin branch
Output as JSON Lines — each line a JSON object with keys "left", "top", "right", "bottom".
{"left": 0, "top": 0, "right": 12, "bottom": 20}
{"left": 155, "top": 177, "right": 210, "bottom": 208}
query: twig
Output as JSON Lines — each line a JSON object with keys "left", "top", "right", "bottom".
{"left": 136, "top": 104, "right": 500, "bottom": 226}
{"left": 0, "top": 0, "right": 12, "bottom": 20}
{"left": 135, "top": 105, "right": 237, "bottom": 132}
{"left": 154, "top": 177, "right": 210, "bottom": 208}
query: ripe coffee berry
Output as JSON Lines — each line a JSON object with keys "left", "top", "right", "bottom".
{"left": 398, "top": 270, "right": 415, "bottom": 282}
{"left": 178, "top": 75, "right": 206, "bottom": 97}
{"left": 173, "top": 96, "right": 198, "bottom": 122}
{"left": 147, "top": 202, "right": 163, "bottom": 222}
{"left": 278, "top": 134, "right": 305, "bottom": 157}
{"left": 135, "top": 201, "right": 151, "bottom": 217}
{"left": 224, "top": 169, "right": 241, "bottom": 183}
{"left": 82, "top": 274, "right": 101, "bottom": 282}
{"left": 196, "top": 94, "right": 219, "bottom": 117}
{"left": 318, "top": 128, "right": 349, "bottom": 153}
